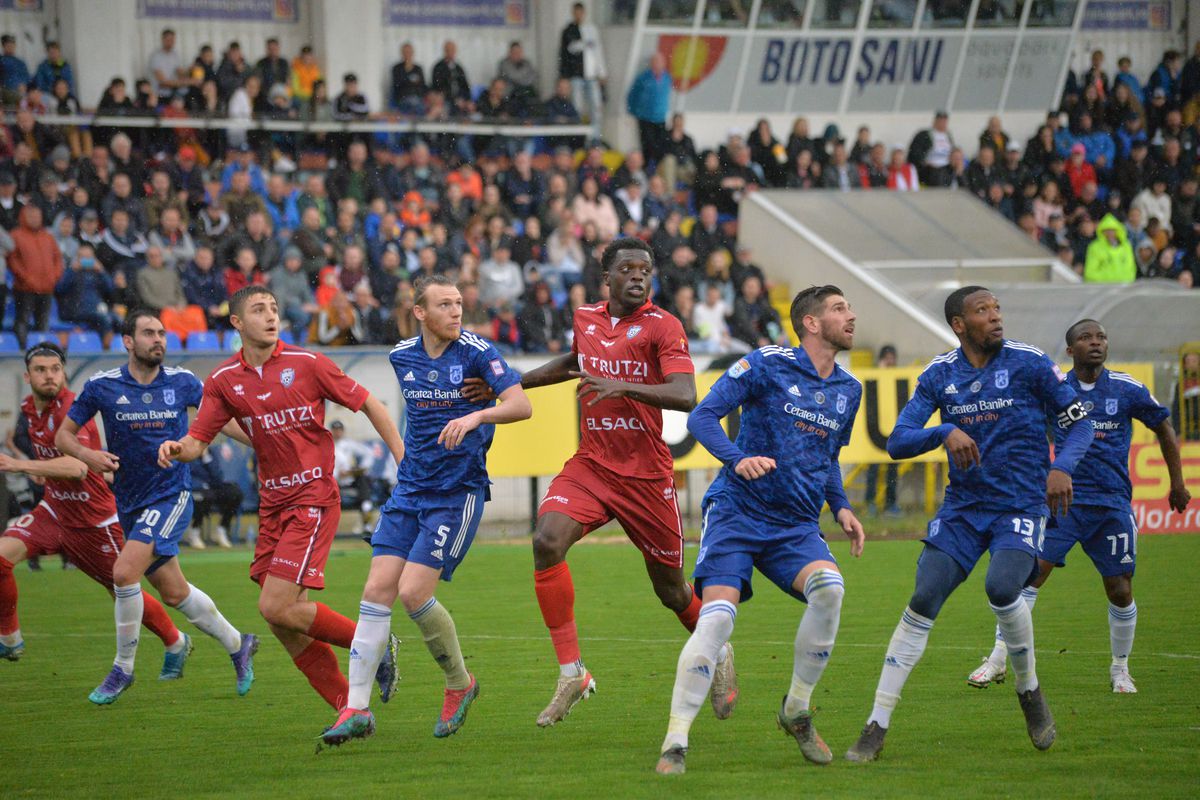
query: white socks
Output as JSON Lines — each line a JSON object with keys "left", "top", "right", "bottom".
{"left": 662, "top": 599, "right": 736, "bottom": 752}
{"left": 348, "top": 600, "right": 392, "bottom": 710}
{"left": 992, "top": 596, "right": 1038, "bottom": 693}
{"left": 0, "top": 630, "right": 20, "bottom": 647}
{"left": 409, "top": 597, "right": 471, "bottom": 690}
{"left": 113, "top": 584, "right": 144, "bottom": 673}
{"left": 784, "top": 569, "right": 845, "bottom": 717}
{"left": 175, "top": 584, "right": 242, "bottom": 654}
{"left": 1109, "top": 600, "right": 1137, "bottom": 669}
{"left": 988, "top": 586, "right": 1038, "bottom": 666}
{"left": 868, "top": 607, "right": 933, "bottom": 729}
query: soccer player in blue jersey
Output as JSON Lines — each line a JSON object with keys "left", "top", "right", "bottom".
{"left": 56, "top": 310, "right": 258, "bottom": 704}
{"left": 320, "top": 275, "right": 531, "bottom": 747}
{"left": 846, "top": 286, "right": 1095, "bottom": 762}
{"left": 844, "top": 287, "right": 1099, "bottom": 762}
{"left": 655, "top": 285, "right": 866, "bottom": 775}
{"left": 967, "top": 320, "right": 1190, "bottom": 694}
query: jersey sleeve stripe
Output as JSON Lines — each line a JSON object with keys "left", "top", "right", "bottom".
{"left": 1109, "top": 373, "right": 1146, "bottom": 388}
{"left": 1003, "top": 341, "right": 1047, "bottom": 356}
{"left": 921, "top": 350, "right": 958, "bottom": 373}
{"left": 279, "top": 350, "right": 318, "bottom": 359}
{"left": 209, "top": 363, "right": 241, "bottom": 380}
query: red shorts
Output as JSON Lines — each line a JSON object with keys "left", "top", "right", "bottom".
{"left": 540, "top": 455, "right": 684, "bottom": 567}
{"left": 251, "top": 504, "right": 340, "bottom": 589}
{"left": 3, "top": 501, "right": 124, "bottom": 586}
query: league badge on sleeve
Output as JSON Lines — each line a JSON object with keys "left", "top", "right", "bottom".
{"left": 728, "top": 358, "right": 750, "bottom": 379}
{"left": 281, "top": 368, "right": 295, "bottom": 388}
{"left": 489, "top": 359, "right": 504, "bottom": 377}
{"left": 994, "top": 369, "right": 1009, "bottom": 389}
{"left": 1106, "top": 398, "right": 1119, "bottom": 415}
{"left": 450, "top": 365, "right": 463, "bottom": 384}
{"left": 163, "top": 388, "right": 175, "bottom": 405}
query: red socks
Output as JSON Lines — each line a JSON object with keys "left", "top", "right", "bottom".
{"left": 535, "top": 562, "right": 580, "bottom": 665}
{"left": 0, "top": 556, "right": 17, "bottom": 635}
{"left": 140, "top": 591, "right": 182, "bottom": 647}
{"left": 306, "top": 602, "right": 356, "bottom": 648}
{"left": 676, "top": 584, "right": 703, "bottom": 632}
{"left": 292, "top": 640, "right": 348, "bottom": 710}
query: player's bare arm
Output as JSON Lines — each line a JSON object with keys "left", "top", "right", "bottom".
{"left": 360, "top": 394, "right": 406, "bottom": 463}
{"left": 1150, "top": 418, "right": 1191, "bottom": 512}
{"left": 55, "top": 418, "right": 120, "bottom": 474}
{"left": 461, "top": 352, "right": 575, "bottom": 402}
{"left": 157, "top": 435, "right": 209, "bottom": 468}
{"left": 438, "top": 384, "right": 533, "bottom": 450}
{"left": 0, "top": 452, "right": 88, "bottom": 482}
{"left": 734, "top": 456, "right": 776, "bottom": 480}
{"left": 943, "top": 427, "right": 981, "bottom": 471}
{"left": 571, "top": 370, "right": 696, "bottom": 412}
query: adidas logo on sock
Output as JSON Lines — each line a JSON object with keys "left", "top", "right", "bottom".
{"left": 788, "top": 384, "right": 802, "bottom": 397}
{"left": 350, "top": 647, "right": 360, "bottom": 659}
{"left": 116, "top": 395, "right": 130, "bottom": 404}
{"left": 688, "top": 664, "right": 711, "bottom": 678}
{"left": 403, "top": 371, "right": 415, "bottom": 382}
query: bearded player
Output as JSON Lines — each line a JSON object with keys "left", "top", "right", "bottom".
{"left": 466, "top": 237, "right": 737, "bottom": 727}
{"left": 158, "top": 285, "right": 406, "bottom": 713}
{"left": 1, "top": 343, "right": 186, "bottom": 677}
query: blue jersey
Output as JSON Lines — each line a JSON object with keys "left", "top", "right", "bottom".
{"left": 389, "top": 331, "right": 521, "bottom": 497}
{"left": 68, "top": 365, "right": 203, "bottom": 515}
{"left": 693, "top": 346, "right": 861, "bottom": 528}
{"left": 1062, "top": 368, "right": 1169, "bottom": 509}
{"left": 894, "top": 340, "right": 1082, "bottom": 517}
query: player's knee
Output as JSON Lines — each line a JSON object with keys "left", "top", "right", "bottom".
{"left": 805, "top": 570, "right": 845, "bottom": 611}
{"left": 397, "top": 585, "right": 433, "bottom": 615}
{"left": 651, "top": 578, "right": 690, "bottom": 611}
{"left": 907, "top": 581, "right": 946, "bottom": 620}
{"left": 1105, "top": 577, "right": 1133, "bottom": 608}
{"left": 532, "top": 528, "right": 569, "bottom": 565}
{"left": 257, "top": 595, "right": 292, "bottom": 627}
{"left": 983, "top": 574, "right": 1022, "bottom": 607}
{"left": 159, "top": 586, "right": 189, "bottom": 607}
{"left": 111, "top": 563, "right": 139, "bottom": 588}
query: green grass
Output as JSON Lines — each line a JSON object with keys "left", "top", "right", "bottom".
{"left": 6, "top": 535, "right": 1200, "bottom": 799}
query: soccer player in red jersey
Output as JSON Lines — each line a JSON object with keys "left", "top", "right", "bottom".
{"left": 158, "top": 286, "right": 406, "bottom": 711}
{"left": 467, "top": 237, "right": 737, "bottom": 726}
{"left": 0, "top": 343, "right": 185, "bottom": 672}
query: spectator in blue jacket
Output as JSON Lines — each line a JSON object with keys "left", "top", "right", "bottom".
{"left": 1114, "top": 56, "right": 1145, "bottom": 103}
{"left": 219, "top": 144, "right": 268, "bottom": 197}
{"left": 626, "top": 52, "right": 672, "bottom": 166}
{"left": 264, "top": 173, "right": 300, "bottom": 235}
{"left": 180, "top": 244, "right": 228, "bottom": 329}
{"left": 1115, "top": 112, "right": 1149, "bottom": 161}
{"left": 32, "top": 41, "right": 73, "bottom": 95}
{"left": 1074, "top": 111, "right": 1116, "bottom": 167}
{"left": 0, "top": 33, "right": 30, "bottom": 105}
{"left": 1147, "top": 50, "right": 1183, "bottom": 105}
{"left": 55, "top": 243, "right": 117, "bottom": 339}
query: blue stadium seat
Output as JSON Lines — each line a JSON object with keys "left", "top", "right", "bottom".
{"left": 278, "top": 330, "right": 295, "bottom": 345}
{"left": 0, "top": 331, "right": 20, "bottom": 354}
{"left": 25, "top": 331, "right": 57, "bottom": 348}
{"left": 47, "top": 299, "right": 74, "bottom": 333}
{"left": 66, "top": 331, "right": 104, "bottom": 354}
{"left": 187, "top": 331, "right": 221, "bottom": 351}
{"left": 223, "top": 332, "right": 242, "bottom": 352}
{"left": 164, "top": 331, "right": 183, "bottom": 352}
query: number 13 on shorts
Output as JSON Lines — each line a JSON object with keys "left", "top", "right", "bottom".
{"left": 1011, "top": 516, "right": 1046, "bottom": 552}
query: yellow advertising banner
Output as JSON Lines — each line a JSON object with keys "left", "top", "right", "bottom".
{"left": 487, "top": 362, "right": 1157, "bottom": 478}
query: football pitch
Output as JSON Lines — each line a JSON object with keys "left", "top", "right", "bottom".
{"left": 6, "top": 534, "right": 1199, "bottom": 799}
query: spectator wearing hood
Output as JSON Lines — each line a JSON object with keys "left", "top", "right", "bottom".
{"left": 1085, "top": 213, "right": 1137, "bottom": 283}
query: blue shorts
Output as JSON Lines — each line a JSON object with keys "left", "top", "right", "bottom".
{"left": 119, "top": 490, "right": 194, "bottom": 572}
{"left": 693, "top": 497, "right": 836, "bottom": 603}
{"left": 923, "top": 508, "right": 1044, "bottom": 577}
{"left": 371, "top": 488, "right": 486, "bottom": 581}
{"left": 1042, "top": 504, "right": 1137, "bottom": 577}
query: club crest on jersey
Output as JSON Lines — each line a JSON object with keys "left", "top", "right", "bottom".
{"left": 1083, "top": 401, "right": 1095, "bottom": 412}
{"left": 142, "top": 392, "right": 153, "bottom": 404}
{"left": 836, "top": 394, "right": 847, "bottom": 414}
{"left": 728, "top": 358, "right": 751, "bottom": 379}
{"left": 281, "top": 367, "right": 295, "bottom": 388}
{"left": 814, "top": 391, "right": 826, "bottom": 405}
{"left": 970, "top": 380, "right": 982, "bottom": 393}
{"left": 994, "top": 369, "right": 1009, "bottom": 389}
{"left": 626, "top": 325, "right": 643, "bottom": 339}
{"left": 1106, "top": 398, "right": 1119, "bottom": 415}
{"left": 163, "top": 389, "right": 175, "bottom": 405}
{"left": 450, "top": 365, "right": 463, "bottom": 384}
{"left": 427, "top": 370, "right": 438, "bottom": 382}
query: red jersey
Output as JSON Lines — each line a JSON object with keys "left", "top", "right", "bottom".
{"left": 189, "top": 341, "right": 368, "bottom": 512}
{"left": 22, "top": 390, "right": 119, "bottom": 529}
{"left": 571, "top": 301, "right": 694, "bottom": 479}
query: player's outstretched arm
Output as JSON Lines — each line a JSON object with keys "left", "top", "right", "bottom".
{"left": 360, "top": 394, "right": 405, "bottom": 464}
{"left": 1151, "top": 419, "right": 1191, "bottom": 512}
{"left": 886, "top": 379, "right": 960, "bottom": 462}
{"left": 462, "top": 353, "right": 576, "bottom": 403}
{"left": 157, "top": 435, "right": 209, "bottom": 468}
{"left": 0, "top": 452, "right": 88, "bottom": 481}
{"left": 571, "top": 370, "right": 696, "bottom": 412}
{"left": 1046, "top": 403, "right": 1094, "bottom": 516}
{"left": 220, "top": 419, "right": 252, "bottom": 446}
{"left": 55, "top": 418, "right": 120, "bottom": 474}
{"left": 438, "top": 385, "right": 533, "bottom": 451}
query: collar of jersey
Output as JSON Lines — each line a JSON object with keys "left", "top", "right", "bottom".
{"left": 236, "top": 338, "right": 286, "bottom": 369}
{"left": 1068, "top": 366, "right": 1107, "bottom": 390}
{"left": 120, "top": 363, "right": 166, "bottom": 386}
{"left": 22, "top": 388, "right": 67, "bottom": 417}
{"left": 603, "top": 299, "right": 653, "bottom": 325}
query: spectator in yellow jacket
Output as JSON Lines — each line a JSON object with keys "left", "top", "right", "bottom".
{"left": 1085, "top": 213, "right": 1137, "bottom": 283}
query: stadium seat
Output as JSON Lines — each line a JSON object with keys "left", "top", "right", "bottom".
{"left": 0, "top": 331, "right": 20, "bottom": 354}
{"left": 165, "top": 331, "right": 183, "bottom": 352}
{"left": 187, "top": 331, "right": 221, "bottom": 351}
{"left": 47, "top": 300, "right": 74, "bottom": 333}
{"left": 66, "top": 331, "right": 104, "bottom": 354}
{"left": 223, "top": 332, "right": 242, "bottom": 351}
{"left": 278, "top": 330, "right": 295, "bottom": 345}
{"left": 25, "top": 331, "right": 58, "bottom": 348}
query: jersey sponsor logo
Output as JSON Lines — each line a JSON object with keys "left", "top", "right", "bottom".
{"left": 163, "top": 389, "right": 176, "bottom": 405}
{"left": 788, "top": 384, "right": 802, "bottom": 397}
{"left": 585, "top": 416, "right": 648, "bottom": 431}
{"left": 540, "top": 494, "right": 570, "bottom": 506}
{"left": 1093, "top": 420, "right": 1122, "bottom": 431}
{"left": 489, "top": 360, "right": 504, "bottom": 377}
{"left": 784, "top": 402, "right": 843, "bottom": 432}
{"left": 404, "top": 370, "right": 415, "bottom": 382}
{"left": 994, "top": 369, "right": 1009, "bottom": 389}
{"left": 114, "top": 408, "right": 183, "bottom": 425}
{"left": 728, "top": 358, "right": 751, "bottom": 378}
{"left": 403, "top": 387, "right": 462, "bottom": 401}
{"left": 944, "top": 383, "right": 958, "bottom": 394}
{"left": 255, "top": 405, "right": 318, "bottom": 432}
{"left": 262, "top": 466, "right": 324, "bottom": 491}
{"left": 1106, "top": 398, "right": 1119, "bottom": 415}
{"left": 142, "top": 392, "right": 153, "bottom": 404}
{"left": 627, "top": 325, "right": 643, "bottom": 339}
{"left": 836, "top": 394, "right": 847, "bottom": 414}
{"left": 257, "top": 392, "right": 272, "bottom": 401}
{"left": 47, "top": 487, "right": 90, "bottom": 503}
{"left": 578, "top": 355, "right": 650, "bottom": 379}
{"left": 428, "top": 370, "right": 438, "bottom": 381}
{"left": 281, "top": 367, "right": 295, "bottom": 388}
{"left": 116, "top": 395, "right": 130, "bottom": 405}
{"left": 946, "top": 397, "right": 1014, "bottom": 415}
{"left": 31, "top": 442, "right": 59, "bottom": 459}
{"left": 450, "top": 365, "right": 463, "bottom": 384}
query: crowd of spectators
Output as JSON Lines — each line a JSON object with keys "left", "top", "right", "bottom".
{"left": 0, "top": 28, "right": 1196, "bottom": 357}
